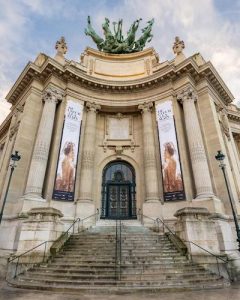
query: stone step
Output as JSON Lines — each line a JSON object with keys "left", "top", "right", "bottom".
{"left": 33, "top": 266, "right": 208, "bottom": 274}
{"left": 70, "top": 234, "right": 165, "bottom": 238}
{"left": 54, "top": 253, "right": 185, "bottom": 259}
{"left": 68, "top": 237, "right": 167, "bottom": 243}
{"left": 17, "top": 276, "right": 226, "bottom": 287}
{"left": 9, "top": 279, "right": 229, "bottom": 294}
{"left": 11, "top": 224, "right": 230, "bottom": 292}
{"left": 53, "top": 255, "right": 187, "bottom": 262}
{"left": 95, "top": 220, "right": 142, "bottom": 227}
{"left": 66, "top": 241, "right": 172, "bottom": 247}
{"left": 64, "top": 245, "right": 176, "bottom": 251}
{"left": 48, "top": 261, "right": 200, "bottom": 268}
{"left": 20, "top": 271, "right": 220, "bottom": 282}
{"left": 59, "top": 248, "right": 181, "bottom": 254}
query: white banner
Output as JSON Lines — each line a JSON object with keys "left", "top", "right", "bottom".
{"left": 53, "top": 100, "right": 83, "bottom": 201}
{"left": 156, "top": 101, "right": 185, "bottom": 201}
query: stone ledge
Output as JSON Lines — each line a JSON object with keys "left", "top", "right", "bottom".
{"left": 174, "top": 207, "right": 210, "bottom": 218}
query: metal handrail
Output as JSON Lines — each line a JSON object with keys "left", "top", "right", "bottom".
{"left": 138, "top": 212, "right": 231, "bottom": 280}
{"left": 137, "top": 209, "right": 161, "bottom": 233}
{"left": 155, "top": 217, "right": 228, "bottom": 263}
{"left": 8, "top": 209, "right": 99, "bottom": 278}
{"left": 115, "top": 218, "right": 122, "bottom": 281}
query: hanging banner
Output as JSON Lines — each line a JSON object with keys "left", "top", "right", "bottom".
{"left": 53, "top": 100, "right": 83, "bottom": 201}
{"left": 156, "top": 101, "right": 185, "bottom": 201}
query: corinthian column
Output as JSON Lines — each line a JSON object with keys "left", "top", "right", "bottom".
{"left": 177, "top": 87, "right": 214, "bottom": 199}
{"left": 78, "top": 102, "right": 101, "bottom": 202}
{"left": 24, "top": 87, "right": 63, "bottom": 200}
{"left": 138, "top": 102, "right": 159, "bottom": 202}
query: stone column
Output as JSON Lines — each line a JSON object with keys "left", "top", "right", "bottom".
{"left": 138, "top": 102, "right": 162, "bottom": 222}
{"left": 24, "top": 87, "right": 63, "bottom": 201}
{"left": 138, "top": 102, "right": 160, "bottom": 203}
{"left": 177, "top": 87, "right": 214, "bottom": 199}
{"left": 76, "top": 102, "right": 100, "bottom": 220}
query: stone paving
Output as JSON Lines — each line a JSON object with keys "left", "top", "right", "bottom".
{"left": 0, "top": 281, "right": 240, "bottom": 300}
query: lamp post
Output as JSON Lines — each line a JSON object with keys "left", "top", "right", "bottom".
{"left": 0, "top": 151, "right": 21, "bottom": 224}
{"left": 215, "top": 150, "right": 240, "bottom": 252}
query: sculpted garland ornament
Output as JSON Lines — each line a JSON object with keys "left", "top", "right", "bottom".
{"left": 85, "top": 16, "right": 154, "bottom": 54}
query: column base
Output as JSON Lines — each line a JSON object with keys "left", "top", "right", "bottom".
{"left": 20, "top": 193, "right": 47, "bottom": 214}
{"left": 142, "top": 200, "right": 162, "bottom": 227}
{"left": 75, "top": 200, "right": 97, "bottom": 227}
{"left": 145, "top": 198, "right": 160, "bottom": 203}
{"left": 16, "top": 207, "right": 64, "bottom": 262}
{"left": 192, "top": 196, "right": 224, "bottom": 214}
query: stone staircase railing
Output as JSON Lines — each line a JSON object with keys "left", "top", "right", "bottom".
{"left": 7, "top": 209, "right": 100, "bottom": 280}
{"left": 137, "top": 211, "right": 232, "bottom": 281}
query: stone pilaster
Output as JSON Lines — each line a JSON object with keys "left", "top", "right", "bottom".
{"left": 24, "top": 87, "right": 63, "bottom": 201}
{"left": 0, "top": 111, "right": 20, "bottom": 200}
{"left": 177, "top": 87, "right": 214, "bottom": 199}
{"left": 138, "top": 102, "right": 159, "bottom": 202}
{"left": 78, "top": 102, "right": 100, "bottom": 202}
{"left": 76, "top": 102, "right": 100, "bottom": 220}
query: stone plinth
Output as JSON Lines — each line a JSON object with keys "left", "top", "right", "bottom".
{"left": 75, "top": 201, "right": 97, "bottom": 228}
{"left": 142, "top": 201, "right": 162, "bottom": 227}
{"left": 82, "top": 47, "right": 158, "bottom": 81}
{"left": 210, "top": 213, "right": 240, "bottom": 280}
{"left": 174, "top": 207, "right": 220, "bottom": 256}
{"left": 16, "top": 207, "right": 64, "bottom": 262}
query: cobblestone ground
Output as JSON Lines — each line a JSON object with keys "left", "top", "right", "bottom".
{"left": 0, "top": 281, "right": 240, "bottom": 300}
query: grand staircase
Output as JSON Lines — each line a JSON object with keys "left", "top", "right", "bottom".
{"left": 9, "top": 221, "right": 229, "bottom": 292}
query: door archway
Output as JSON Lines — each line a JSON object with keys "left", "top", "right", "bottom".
{"left": 101, "top": 160, "right": 136, "bottom": 219}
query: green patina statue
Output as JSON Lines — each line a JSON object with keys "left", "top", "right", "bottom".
{"left": 85, "top": 16, "right": 154, "bottom": 54}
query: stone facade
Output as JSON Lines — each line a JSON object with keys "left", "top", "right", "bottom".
{"left": 0, "top": 39, "right": 240, "bottom": 277}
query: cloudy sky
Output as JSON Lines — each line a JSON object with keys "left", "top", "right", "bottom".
{"left": 0, "top": 0, "right": 240, "bottom": 124}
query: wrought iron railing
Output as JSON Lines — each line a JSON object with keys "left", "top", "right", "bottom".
{"left": 137, "top": 211, "right": 232, "bottom": 281}
{"left": 7, "top": 209, "right": 99, "bottom": 279}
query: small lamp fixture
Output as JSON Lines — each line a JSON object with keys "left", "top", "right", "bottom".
{"left": 0, "top": 151, "right": 21, "bottom": 224}
{"left": 215, "top": 150, "right": 240, "bottom": 252}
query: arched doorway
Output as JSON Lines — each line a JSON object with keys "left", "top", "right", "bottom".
{"left": 101, "top": 161, "right": 136, "bottom": 219}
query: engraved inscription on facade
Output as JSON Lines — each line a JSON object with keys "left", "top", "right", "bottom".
{"left": 108, "top": 117, "right": 130, "bottom": 140}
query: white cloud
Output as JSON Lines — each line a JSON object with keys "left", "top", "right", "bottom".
{"left": 0, "top": 0, "right": 239, "bottom": 126}
{"left": 90, "top": 0, "right": 240, "bottom": 100}
{"left": 0, "top": 100, "right": 11, "bottom": 125}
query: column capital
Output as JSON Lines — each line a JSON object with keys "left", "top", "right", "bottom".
{"left": 138, "top": 102, "right": 153, "bottom": 113}
{"left": 177, "top": 87, "right": 197, "bottom": 104}
{"left": 43, "top": 87, "right": 64, "bottom": 104}
{"left": 86, "top": 102, "right": 101, "bottom": 112}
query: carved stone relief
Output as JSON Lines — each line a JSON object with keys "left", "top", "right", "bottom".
{"left": 9, "top": 104, "right": 24, "bottom": 141}
{"left": 102, "top": 113, "right": 136, "bottom": 153}
{"left": 215, "top": 104, "right": 230, "bottom": 140}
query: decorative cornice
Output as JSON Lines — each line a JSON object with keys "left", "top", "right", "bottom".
{"left": 227, "top": 109, "right": 240, "bottom": 122}
{"left": 5, "top": 53, "right": 234, "bottom": 106}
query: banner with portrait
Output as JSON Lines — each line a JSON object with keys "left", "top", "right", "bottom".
{"left": 53, "top": 100, "right": 83, "bottom": 201}
{"left": 156, "top": 101, "right": 185, "bottom": 201}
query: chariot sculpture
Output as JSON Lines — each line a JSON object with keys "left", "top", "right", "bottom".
{"left": 85, "top": 16, "right": 154, "bottom": 54}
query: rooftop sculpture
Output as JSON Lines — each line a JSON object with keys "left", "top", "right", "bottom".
{"left": 85, "top": 16, "right": 154, "bottom": 54}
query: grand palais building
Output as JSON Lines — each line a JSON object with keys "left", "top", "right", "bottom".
{"left": 0, "top": 18, "right": 240, "bottom": 291}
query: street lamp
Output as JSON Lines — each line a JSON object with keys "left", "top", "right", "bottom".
{"left": 215, "top": 150, "right": 240, "bottom": 252}
{"left": 0, "top": 151, "right": 21, "bottom": 224}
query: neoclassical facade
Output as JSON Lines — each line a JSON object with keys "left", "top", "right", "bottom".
{"left": 0, "top": 37, "right": 240, "bottom": 275}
